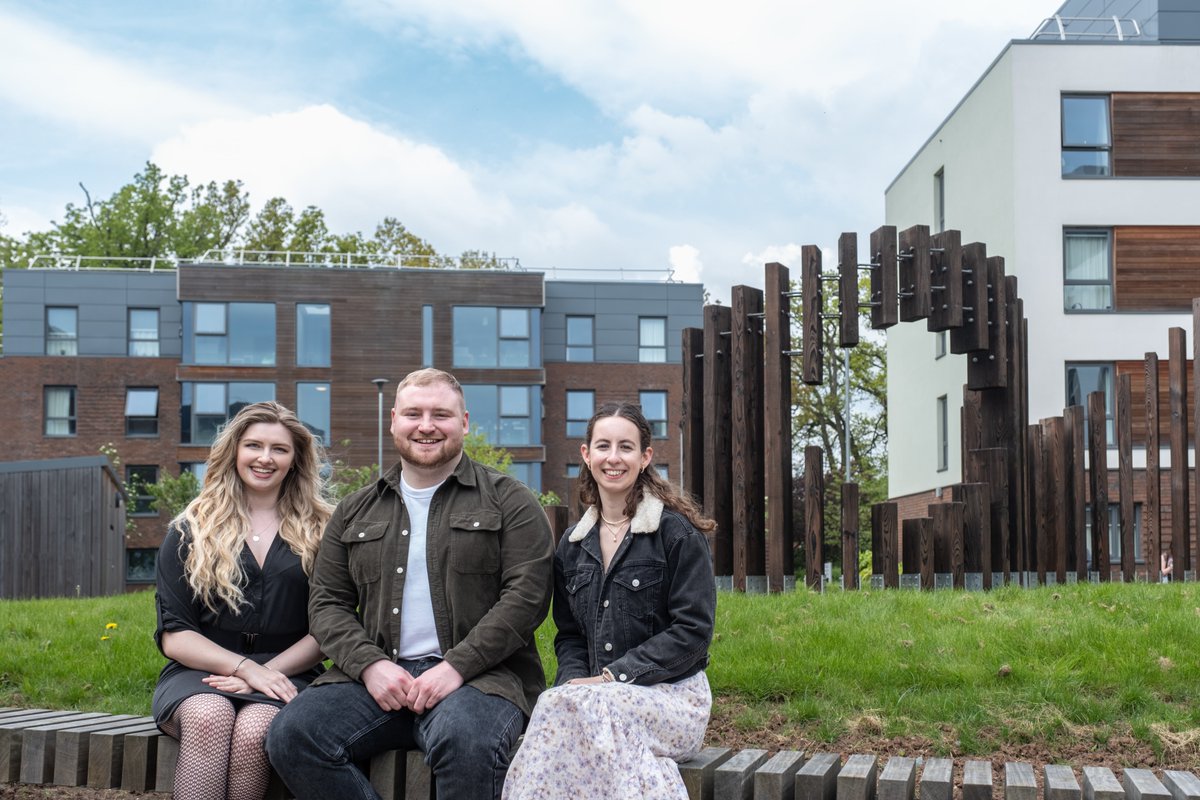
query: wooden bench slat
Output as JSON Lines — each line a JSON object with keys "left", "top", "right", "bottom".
{"left": 878, "top": 756, "right": 917, "bottom": 800}
{"left": 1163, "top": 770, "right": 1200, "bottom": 800}
{"left": 1082, "top": 766, "right": 1125, "bottom": 800}
{"left": 1045, "top": 765, "right": 1081, "bottom": 800}
{"left": 753, "top": 749, "right": 805, "bottom": 800}
{"left": 963, "top": 759, "right": 994, "bottom": 800}
{"left": 920, "top": 758, "right": 954, "bottom": 800}
{"left": 838, "top": 754, "right": 878, "bottom": 800}
{"left": 681, "top": 746, "right": 735, "bottom": 800}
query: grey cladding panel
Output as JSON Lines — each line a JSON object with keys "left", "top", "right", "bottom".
{"left": 545, "top": 282, "right": 601, "bottom": 299}
{"left": 79, "top": 336, "right": 126, "bottom": 356}
{"left": 593, "top": 283, "right": 669, "bottom": 300}
{"left": 45, "top": 287, "right": 127, "bottom": 306}
{"left": 1160, "top": 11, "right": 1200, "bottom": 38}
{"left": 543, "top": 298, "right": 599, "bottom": 315}
{"left": 3, "top": 335, "right": 41, "bottom": 355}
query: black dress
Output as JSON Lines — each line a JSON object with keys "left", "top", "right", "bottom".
{"left": 151, "top": 524, "right": 323, "bottom": 727}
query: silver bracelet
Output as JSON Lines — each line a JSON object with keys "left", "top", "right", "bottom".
{"left": 231, "top": 656, "right": 250, "bottom": 677}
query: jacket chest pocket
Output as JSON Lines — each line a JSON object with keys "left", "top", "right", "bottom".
{"left": 612, "top": 564, "right": 665, "bottom": 617}
{"left": 342, "top": 522, "right": 388, "bottom": 584}
{"left": 564, "top": 567, "right": 597, "bottom": 623}
{"left": 449, "top": 510, "right": 502, "bottom": 574}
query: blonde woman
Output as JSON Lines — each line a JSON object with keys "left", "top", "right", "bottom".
{"left": 153, "top": 401, "right": 332, "bottom": 800}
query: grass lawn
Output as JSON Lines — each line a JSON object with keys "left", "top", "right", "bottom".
{"left": 3, "top": 582, "right": 1199, "bottom": 766}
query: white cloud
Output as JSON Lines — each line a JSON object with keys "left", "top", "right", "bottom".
{"left": 668, "top": 244, "right": 703, "bottom": 283}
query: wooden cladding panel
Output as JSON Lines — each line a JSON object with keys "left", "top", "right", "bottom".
{"left": 1114, "top": 226, "right": 1200, "bottom": 312}
{"left": 1112, "top": 93, "right": 1200, "bottom": 178}
{"left": 1118, "top": 358, "right": 1194, "bottom": 442}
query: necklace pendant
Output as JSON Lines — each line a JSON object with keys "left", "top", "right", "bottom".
{"left": 252, "top": 535, "right": 261, "bottom": 542}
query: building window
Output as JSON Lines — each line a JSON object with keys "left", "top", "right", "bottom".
{"left": 452, "top": 307, "right": 539, "bottom": 368}
{"left": 183, "top": 302, "right": 276, "bottom": 366}
{"left": 126, "top": 548, "right": 157, "bottom": 583}
{"left": 566, "top": 464, "right": 581, "bottom": 479}
{"left": 297, "top": 382, "right": 331, "bottom": 444}
{"left": 566, "top": 390, "right": 594, "bottom": 438}
{"left": 125, "top": 387, "right": 159, "bottom": 436}
{"left": 936, "top": 395, "right": 949, "bottom": 472}
{"left": 1062, "top": 95, "right": 1111, "bottom": 177}
{"left": 1066, "top": 363, "right": 1115, "bottom": 442}
{"left": 639, "top": 318, "right": 667, "bottom": 363}
{"left": 128, "top": 308, "right": 159, "bottom": 356}
{"left": 181, "top": 382, "right": 275, "bottom": 445}
{"left": 126, "top": 465, "right": 159, "bottom": 516}
{"left": 181, "top": 462, "right": 208, "bottom": 485}
{"left": 461, "top": 385, "right": 540, "bottom": 446}
{"left": 422, "top": 305, "right": 434, "bottom": 367}
{"left": 640, "top": 391, "right": 668, "bottom": 438}
{"left": 566, "top": 316, "right": 595, "bottom": 362}
{"left": 44, "top": 386, "right": 77, "bottom": 436}
{"left": 508, "top": 462, "right": 541, "bottom": 492}
{"left": 935, "top": 331, "right": 947, "bottom": 359}
{"left": 1064, "top": 228, "right": 1112, "bottom": 311}
{"left": 933, "top": 168, "right": 945, "bottom": 233}
{"left": 46, "top": 307, "right": 78, "bottom": 356}
{"left": 655, "top": 464, "right": 670, "bottom": 482}
{"left": 296, "top": 304, "right": 331, "bottom": 367}
{"left": 1085, "top": 503, "right": 1143, "bottom": 565}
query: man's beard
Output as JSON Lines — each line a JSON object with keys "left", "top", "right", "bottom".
{"left": 396, "top": 436, "right": 463, "bottom": 470}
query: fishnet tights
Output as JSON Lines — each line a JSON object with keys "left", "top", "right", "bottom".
{"left": 162, "top": 693, "right": 280, "bottom": 800}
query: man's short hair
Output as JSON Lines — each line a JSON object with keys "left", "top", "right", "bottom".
{"left": 395, "top": 368, "right": 464, "bottom": 402}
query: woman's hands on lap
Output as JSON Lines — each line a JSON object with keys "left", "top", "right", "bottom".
{"left": 203, "top": 661, "right": 298, "bottom": 702}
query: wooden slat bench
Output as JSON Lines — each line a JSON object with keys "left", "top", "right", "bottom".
{"left": 7, "top": 711, "right": 1200, "bottom": 800}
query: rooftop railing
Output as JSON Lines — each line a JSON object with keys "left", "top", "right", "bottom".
{"left": 1029, "top": 15, "right": 1144, "bottom": 41}
{"left": 194, "top": 248, "right": 524, "bottom": 270}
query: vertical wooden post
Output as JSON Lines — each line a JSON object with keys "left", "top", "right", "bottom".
{"left": 872, "top": 502, "right": 899, "bottom": 588}
{"left": 801, "top": 245, "right": 823, "bottom": 386}
{"left": 1042, "top": 417, "right": 1068, "bottom": 584}
{"left": 731, "top": 286, "right": 766, "bottom": 591}
{"left": 967, "top": 256, "right": 1007, "bottom": 390}
{"left": 1006, "top": 280, "right": 1028, "bottom": 577}
{"left": 1169, "top": 327, "right": 1190, "bottom": 575}
{"left": 682, "top": 328, "right": 705, "bottom": 508}
{"left": 930, "top": 502, "right": 966, "bottom": 588}
{"left": 1088, "top": 390, "right": 1111, "bottom": 579}
{"left": 918, "top": 517, "right": 935, "bottom": 591}
{"left": 959, "top": 482, "right": 991, "bottom": 584}
{"left": 951, "top": 242, "right": 989, "bottom": 354}
{"left": 702, "top": 304, "right": 733, "bottom": 577}
{"left": 841, "top": 482, "right": 859, "bottom": 589}
{"left": 898, "top": 224, "right": 932, "bottom": 322}
{"left": 763, "top": 263, "right": 794, "bottom": 592}
{"left": 928, "top": 230, "right": 963, "bottom": 331}
{"left": 804, "top": 445, "right": 825, "bottom": 590}
{"left": 838, "top": 232, "right": 860, "bottom": 348}
{"left": 901, "top": 517, "right": 923, "bottom": 582}
{"left": 1193, "top": 301, "right": 1200, "bottom": 572}
{"left": 1064, "top": 405, "right": 1088, "bottom": 581}
{"left": 967, "top": 447, "right": 1008, "bottom": 585}
{"left": 1145, "top": 352, "right": 1161, "bottom": 581}
{"left": 1116, "top": 373, "right": 1136, "bottom": 581}
{"left": 1031, "top": 424, "right": 1047, "bottom": 584}
{"left": 869, "top": 225, "right": 898, "bottom": 330}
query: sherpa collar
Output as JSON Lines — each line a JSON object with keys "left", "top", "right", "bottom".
{"left": 568, "top": 494, "right": 664, "bottom": 543}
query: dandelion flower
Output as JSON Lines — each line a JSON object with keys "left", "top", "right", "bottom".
{"left": 105, "top": 622, "right": 118, "bottom": 630}
{"left": 100, "top": 635, "right": 111, "bottom": 641}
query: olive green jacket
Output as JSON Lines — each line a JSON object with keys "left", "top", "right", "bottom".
{"left": 308, "top": 454, "right": 554, "bottom": 716}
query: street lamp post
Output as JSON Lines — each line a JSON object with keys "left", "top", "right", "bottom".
{"left": 371, "top": 378, "right": 388, "bottom": 480}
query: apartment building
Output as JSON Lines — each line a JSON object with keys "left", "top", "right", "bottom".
{"left": 0, "top": 259, "right": 702, "bottom": 587}
{"left": 885, "top": 0, "right": 1200, "bottom": 567}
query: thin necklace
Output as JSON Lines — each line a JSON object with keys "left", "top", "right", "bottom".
{"left": 599, "top": 512, "right": 628, "bottom": 545}
{"left": 250, "top": 517, "right": 277, "bottom": 543}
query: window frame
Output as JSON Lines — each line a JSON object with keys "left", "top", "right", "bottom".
{"left": 125, "top": 387, "right": 160, "bottom": 437}
{"left": 125, "top": 548, "right": 157, "bottom": 583}
{"left": 181, "top": 381, "right": 276, "bottom": 445}
{"left": 46, "top": 306, "right": 78, "bottom": 356}
{"left": 638, "top": 317, "right": 668, "bottom": 363}
{"left": 1065, "top": 362, "right": 1115, "bottom": 445}
{"left": 44, "top": 385, "right": 77, "bottom": 437}
{"left": 126, "top": 465, "right": 159, "bottom": 516}
{"left": 933, "top": 168, "right": 945, "bottom": 233}
{"left": 1061, "top": 94, "right": 1112, "bottom": 178}
{"left": 936, "top": 394, "right": 949, "bottom": 472}
{"left": 295, "top": 303, "right": 331, "bottom": 367}
{"left": 1063, "top": 227, "right": 1114, "bottom": 313}
{"left": 566, "top": 390, "right": 595, "bottom": 438}
{"left": 128, "top": 308, "right": 160, "bottom": 357}
{"left": 184, "top": 301, "right": 276, "bottom": 366}
{"left": 639, "top": 390, "right": 669, "bottom": 439}
{"left": 566, "top": 315, "right": 595, "bottom": 362}
{"left": 296, "top": 382, "right": 331, "bottom": 445}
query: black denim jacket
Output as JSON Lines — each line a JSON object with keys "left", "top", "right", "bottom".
{"left": 553, "top": 494, "right": 715, "bottom": 687}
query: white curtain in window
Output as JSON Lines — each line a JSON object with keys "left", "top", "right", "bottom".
{"left": 46, "top": 389, "right": 71, "bottom": 435}
{"left": 1065, "top": 235, "right": 1108, "bottom": 280}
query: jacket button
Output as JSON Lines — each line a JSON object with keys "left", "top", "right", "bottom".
{"left": 358, "top": 532, "right": 366, "bottom": 538}
{"left": 604, "top": 642, "right": 613, "bottom": 651}
{"left": 393, "top": 648, "right": 398, "bottom": 656}
{"left": 619, "top": 673, "right": 628, "bottom": 681}
{"left": 473, "top": 521, "right": 480, "bottom": 527}
{"left": 392, "top": 608, "right": 400, "bottom": 615}
{"left": 396, "top": 567, "right": 404, "bottom": 574}
{"left": 632, "top": 578, "right": 640, "bottom": 587}
{"left": 402, "top": 529, "right": 409, "bottom": 536}
{"left": 603, "top": 599, "right": 609, "bottom": 608}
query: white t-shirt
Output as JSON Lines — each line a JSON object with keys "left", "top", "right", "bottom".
{"left": 397, "top": 475, "right": 443, "bottom": 660}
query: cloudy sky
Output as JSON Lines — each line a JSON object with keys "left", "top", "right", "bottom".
{"left": 0, "top": 0, "right": 1054, "bottom": 301}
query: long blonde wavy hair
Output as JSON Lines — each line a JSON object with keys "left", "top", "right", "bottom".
{"left": 174, "top": 401, "right": 333, "bottom": 614}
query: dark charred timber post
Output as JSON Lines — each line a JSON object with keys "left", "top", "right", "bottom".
{"left": 1194, "top": 301, "right": 1200, "bottom": 573}
{"left": 951, "top": 242, "right": 989, "bottom": 355}
{"left": 918, "top": 516, "right": 935, "bottom": 590}
{"left": 763, "top": 262, "right": 794, "bottom": 592}
{"left": 1042, "top": 417, "right": 1068, "bottom": 584}
{"left": 967, "top": 447, "right": 1008, "bottom": 586}
{"left": 1116, "top": 373, "right": 1136, "bottom": 581}
{"left": 804, "top": 445, "right": 825, "bottom": 590}
{"left": 1064, "top": 405, "right": 1088, "bottom": 582}
{"left": 1011, "top": 290, "right": 1030, "bottom": 578}
{"left": 930, "top": 502, "right": 965, "bottom": 588}
{"left": 928, "top": 230, "right": 963, "bottom": 332}
{"left": 967, "top": 257, "right": 1007, "bottom": 390}
{"left": 1088, "top": 390, "right": 1111, "bottom": 579}
{"left": 1030, "top": 424, "right": 1047, "bottom": 585}
{"left": 841, "top": 482, "right": 860, "bottom": 589}
{"left": 682, "top": 328, "right": 705, "bottom": 509}
{"left": 838, "top": 233, "right": 860, "bottom": 348}
{"left": 1169, "top": 327, "right": 1190, "bottom": 575}
{"left": 869, "top": 225, "right": 898, "bottom": 330}
{"left": 901, "top": 518, "right": 923, "bottom": 583}
{"left": 872, "top": 503, "right": 899, "bottom": 588}
{"left": 702, "top": 305, "right": 734, "bottom": 578}
{"left": 898, "top": 225, "right": 932, "bottom": 322}
{"left": 731, "top": 286, "right": 766, "bottom": 592}
{"left": 958, "top": 482, "right": 991, "bottom": 586}
{"left": 1145, "top": 352, "right": 1161, "bottom": 581}
{"left": 801, "top": 246, "right": 823, "bottom": 385}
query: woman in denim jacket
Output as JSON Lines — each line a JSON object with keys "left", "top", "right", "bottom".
{"left": 504, "top": 402, "right": 716, "bottom": 800}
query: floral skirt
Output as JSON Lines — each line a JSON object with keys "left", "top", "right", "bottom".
{"left": 502, "top": 671, "right": 711, "bottom": 800}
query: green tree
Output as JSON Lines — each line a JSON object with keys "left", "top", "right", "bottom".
{"left": 145, "top": 471, "right": 203, "bottom": 520}
{"left": 463, "top": 429, "right": 513, "bottom": 474}
{"left": 790, "top": 274, "right": 888, "bottom": 570}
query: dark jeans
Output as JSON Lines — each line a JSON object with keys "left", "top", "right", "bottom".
{"left": 267, "top": 658, "right": 523, "bottom": 800}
